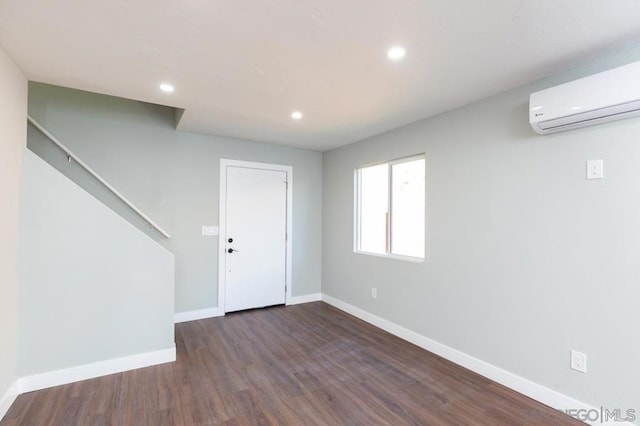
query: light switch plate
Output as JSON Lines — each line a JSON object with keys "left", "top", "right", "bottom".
{"left": 202, "top": 226, "right": 219, "bottom": 236}
{"left": 587, "top": 159, "right": 604, "bottom": 180}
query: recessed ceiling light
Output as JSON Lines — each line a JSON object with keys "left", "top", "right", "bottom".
{"left": 291, "top": 111, "right": 303, "bottom": 120}
{"left": 387, "top": 46, "right": 406, "bottom": 61}
{"left": 159, "top": 83, "right": 174, "bottom": 93}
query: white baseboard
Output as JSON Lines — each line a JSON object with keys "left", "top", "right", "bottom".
{"left": 174, "top": 296, "right": 322, "bottom": 322}
{"left": 321, "top": 294, "right": 630, "bottom": 426}
{"left": 0, "top": 381, "right": 20, "bottom": 421}
{"left": 18, "top": 345, "right": 176, "bottom": 393}
{"left": 174, "top": 307, "right": 222, "bottom": 323}
{"left": 287, "top": 293, "right": 322, "bottom": 305}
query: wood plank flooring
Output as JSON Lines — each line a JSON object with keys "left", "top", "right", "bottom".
{"left": 2, "top": 302, "right": 580, "bottom": 425}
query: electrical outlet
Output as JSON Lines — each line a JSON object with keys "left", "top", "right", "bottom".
{"left": 371, "top": 288, "right": 377, "bottom": 299}
{"left": 571, "top": 350, "right": 587, "bottom": 373}
{"left": 586, "top": 159, "right": 604, "bottom": 180}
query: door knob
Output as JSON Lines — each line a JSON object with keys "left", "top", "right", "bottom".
{"left": 228, "top": 248, "right": 239, "bottom": 253}
{"left": 228, "top": 238, "right": 233, "bottom": 243}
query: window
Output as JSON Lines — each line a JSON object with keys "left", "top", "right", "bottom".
{"left": 355, "top": 155, "right": 425, "bottom": 260}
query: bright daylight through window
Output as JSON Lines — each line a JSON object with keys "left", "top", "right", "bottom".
{"left": 355, "top": 155, "right": 425, "bottom": 259}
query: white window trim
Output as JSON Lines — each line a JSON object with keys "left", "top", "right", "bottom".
{"left": 354, "top": 154, "right": 425, "bottom": 262}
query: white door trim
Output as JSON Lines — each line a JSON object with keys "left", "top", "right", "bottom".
{"left": 218, "top": 159, "right": 293, "bottom": 314}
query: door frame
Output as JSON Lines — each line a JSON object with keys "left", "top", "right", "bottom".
{"left": 218, "top": 158, "right": 293, "bottom": 314}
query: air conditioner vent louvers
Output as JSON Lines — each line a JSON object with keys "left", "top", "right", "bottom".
{"left": 530, "top": 61, "right": 640, "bottom": 135}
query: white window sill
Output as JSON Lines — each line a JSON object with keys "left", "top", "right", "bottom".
{"left": 354, "top": 250, "right": 425, "bottom": 263}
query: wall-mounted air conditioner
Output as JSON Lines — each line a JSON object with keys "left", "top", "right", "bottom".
{"left": 529, "top": 61, "right": 640, "bottom": 135}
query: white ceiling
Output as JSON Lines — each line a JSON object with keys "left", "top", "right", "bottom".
{"left": 1, "top": 1, "right": 640, "bottom": 151}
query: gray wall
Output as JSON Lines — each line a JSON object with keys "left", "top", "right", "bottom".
{"left": 322, "top": 51, "right": 640, "bottom": 412}
{"left": 0, "top": 45, "right": 26, "bottom": 408}
{"left": 18, "top": 149, "right": 175, "bottom": 375}
{"left": 27, "top": 83, "right": 323, "bottom": 313}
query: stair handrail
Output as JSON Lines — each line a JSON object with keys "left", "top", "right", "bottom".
{"left": 27, "top": 115, "right": 172, "bottom": 239}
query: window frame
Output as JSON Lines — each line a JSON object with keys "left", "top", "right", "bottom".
{"left": 354, "top": 154, "right": 425, "bottom": 262}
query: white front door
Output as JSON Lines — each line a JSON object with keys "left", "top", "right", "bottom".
{"left": 223, "top": 165, "right": 288, "bottom": 313}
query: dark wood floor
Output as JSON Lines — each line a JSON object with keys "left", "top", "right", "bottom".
{"left": 2, "top": 302, "right": 580, "bottom": 425}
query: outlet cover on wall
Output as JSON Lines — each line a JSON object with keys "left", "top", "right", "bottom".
{"left": 586, "top": 159, "right": 604, "bottom": 180}
{"left": 371, "top": 288, "right": 377, "bottom": 299}
{"left": 570, "top": 350, "right": 587, "bottom": 373}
